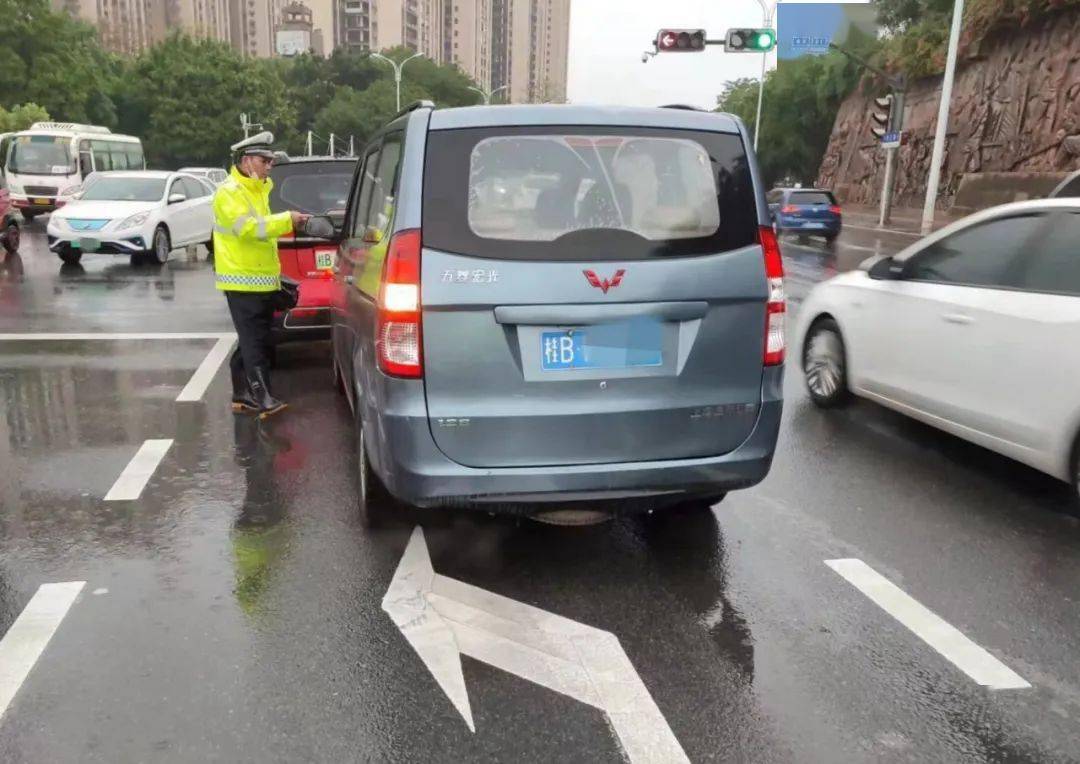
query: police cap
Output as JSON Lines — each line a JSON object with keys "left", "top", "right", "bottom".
{"left": 230, "top": 131, "right": 277, "bottom": 159}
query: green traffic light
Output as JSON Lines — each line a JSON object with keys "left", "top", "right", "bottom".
{"left": 754, "top": 31, "right": 775, "bottom": 51}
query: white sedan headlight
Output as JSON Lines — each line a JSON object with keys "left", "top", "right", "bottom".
{"left": 116, "top": 212, "right": 151, "bottom": 231}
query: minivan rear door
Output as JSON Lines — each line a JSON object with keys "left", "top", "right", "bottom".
{"left": 420, "top": 126, "right": 769, "bottom": 468}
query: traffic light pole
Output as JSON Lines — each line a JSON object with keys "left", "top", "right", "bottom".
{"left": 751, "top": 0, "right": 775, "bottom": 152}
{"left": 828, "top": 43, "right": 906, "bottom": 227}
{"left": 878, "top": 91, "right": 905, "bottom": 226}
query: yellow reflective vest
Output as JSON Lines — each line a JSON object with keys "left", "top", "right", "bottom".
{"left": 212, "top": 166, "right": 294, "bottom": 292}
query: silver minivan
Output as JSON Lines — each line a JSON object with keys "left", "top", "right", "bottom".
{"left": 318, "top": 102, "right": 784, "bottom": 520}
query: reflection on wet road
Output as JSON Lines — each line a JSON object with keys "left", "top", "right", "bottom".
{"left": 1, "top": 220, "right": 1079, "bottom": 762}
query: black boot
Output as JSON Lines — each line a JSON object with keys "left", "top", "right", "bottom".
{"left": 248, "top": 367, "right": 288, "bottom": 419}
{"left": 231, "top": 363, "right": 258, "bottom": 414}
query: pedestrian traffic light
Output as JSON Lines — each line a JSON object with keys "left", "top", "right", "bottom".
{"left": 655, "top": 29, "right": 706, "bottom": 52}
{"left": 725, "top": 28, "right": 776, "bottom": 53}
{"left": 871, "top": 94, "right": 893, "bottom": 139}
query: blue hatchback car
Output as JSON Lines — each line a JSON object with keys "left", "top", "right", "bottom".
{"left": 767, "top": 188, "right": 842, "bottom": 243}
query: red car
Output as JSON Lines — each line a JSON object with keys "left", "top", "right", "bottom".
{"left": 268, "top": 156, "right": 356, "bottom": 341}
{"left": 0, "top": 174, "right": 21, "bottom": 256}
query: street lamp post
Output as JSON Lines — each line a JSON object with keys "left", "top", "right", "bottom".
{"left": 371, "top": 51, "right": 424, "bottom": 112}
{"left": 468, "top": 85, "right": 509, "bottom": 105}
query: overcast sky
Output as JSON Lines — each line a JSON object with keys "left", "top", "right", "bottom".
{"left": 567, "top": 0, "right": 866, "bottom": 109}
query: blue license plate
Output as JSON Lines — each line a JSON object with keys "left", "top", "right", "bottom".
{"left": 541, "top": 319, "right": 663, "bottom": 371}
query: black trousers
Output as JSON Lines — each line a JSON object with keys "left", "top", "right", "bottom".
{"left": 226, "top": 291, "right": 275, "bottom": 388}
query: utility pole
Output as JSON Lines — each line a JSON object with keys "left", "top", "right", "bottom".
{"left": 829, "top": 42, "right": 907, "bottom": 227}
{"left": 371, "top": 51, "right": 424, "bottom": 112}
{"left": 348, "top": 135, "right": 355, "bottom": 157}
{"left": 306, "top": 130, "right": 313, "bottom": 157}
{"left": 329, "top": 133, "right": 335, "bottom": 157}
{"left": 921, "top": 0, "right": 965, "bottom": 235}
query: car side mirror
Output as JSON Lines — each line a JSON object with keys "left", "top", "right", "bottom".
{"left": 362, "top": 226, "right": 383, "bottom": 244}
{"left": 868, "top": 256, "right": 903, "bottom": 280}
{"left": 168, "top": 193, "right": 186, "bottom": 205}
{"left": 304, "top": 215, "right": 339, "bottom": 241}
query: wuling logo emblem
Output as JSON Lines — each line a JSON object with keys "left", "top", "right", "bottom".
{"left": 583, "top": 269, "right": 626, "bottom": 294}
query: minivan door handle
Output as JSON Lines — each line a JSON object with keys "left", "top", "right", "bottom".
{"left": 494, "top": 301, "right": 709, "bottom": 325}
{"left": 942, "top": 312, "right": 974, "bottom": 325}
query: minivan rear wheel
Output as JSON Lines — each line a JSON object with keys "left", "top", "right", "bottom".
{"left": 803, "top": 317, "right": 851, "bottom": 408}
{"left": 355, "top": 409, "right": 388, "bottom": 528}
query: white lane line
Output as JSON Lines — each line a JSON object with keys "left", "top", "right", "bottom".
{"left": 842, "top": 222, "right": 922, "bottom": 238}
{"left": 0, "top": 332, "right": 233, "bottom": 341}
{"left": 176, "top": 335, "right": 236, "bottom": 402}
{"left": 104, "top": 439, "right": 174, "bottom": 501}
{"left": 0, "top": 582, "right": 86, "bottom": 720}
{"left": 826, "top": 559, "right": 1030, "bottom": 690}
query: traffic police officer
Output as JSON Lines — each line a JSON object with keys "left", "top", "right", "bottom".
{"left": 214, "top": 132, "right": 309, "bottom": 418}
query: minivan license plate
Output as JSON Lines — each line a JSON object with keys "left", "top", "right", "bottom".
{"left": 541, "top": 320, "right": 663, "bottom": 371}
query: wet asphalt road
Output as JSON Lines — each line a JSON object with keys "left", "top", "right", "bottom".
{"left": 1, "top": 220, "right": 1079, "bottom": 763}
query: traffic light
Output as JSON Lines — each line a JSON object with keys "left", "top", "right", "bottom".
{"left": 871, "top": 94, "right": 893, "bottom": 139}
{"left": 724, "top": 28, "right": 776, "bottom": 53}
{"left": 655, "top": 29, "right": 706, "bottom": 52}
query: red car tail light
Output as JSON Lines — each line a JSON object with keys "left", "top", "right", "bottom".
{"left": 780, "top": 205, "right": 798, "bottom": 214}
{"left": 829, "top": 204, "right": 842, "bottom": 215}
{"left": 377, "top": 229, "right": 423, "bottom": 378}
{"left": 758, "top": 225, "right": 785, "bottom": 366}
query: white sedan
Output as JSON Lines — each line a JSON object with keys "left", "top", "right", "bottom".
{"left": 47, "top": 171, "right": 214, "bottom": 266}
{"left": 797, "top": 199, "right": 1080, "bottom": 498}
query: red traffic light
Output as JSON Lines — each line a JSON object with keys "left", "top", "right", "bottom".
{"left": 656, "top": 28, "right": 706, "bottom": 52}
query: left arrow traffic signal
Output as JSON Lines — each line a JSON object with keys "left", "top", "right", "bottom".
{"left": 656, "top": 28, "right": 706, "bottom": 52}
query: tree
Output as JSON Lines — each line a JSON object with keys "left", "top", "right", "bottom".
{"left": 717, "top": 47, "right": 868, "bottom": 188}
{"left": 0, "top": 0, "right": 120, "bottom": 125}
{"left": 119, "top": 35, "right": 295, "bottom": 168}
{"left": 312, "top": 79, "right": 427, "bottom": 151}
{"left": 0, "top": 103, "right": 50, "bottom": 133}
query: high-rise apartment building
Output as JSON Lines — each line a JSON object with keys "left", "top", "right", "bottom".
{"left": 230, "top": 0, "right": 285, "bottom": 57}
{"left": 490, "top": 0, "right": 568, "bottom": 103}
{"left": 52, "top": 0, "right": 231, "bottom": 55}
{"left": 447, "top": 0, "right": 492, "bottom": 93}
{"left": 53, "top": 0, "right": 570, "bottom": 104}
{"left": 52, "top": 0, "right": 154, "bottom": 55}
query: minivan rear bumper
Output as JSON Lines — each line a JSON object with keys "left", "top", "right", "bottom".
{"left": 368, "top": 367, "right": 783, "bottom": 511}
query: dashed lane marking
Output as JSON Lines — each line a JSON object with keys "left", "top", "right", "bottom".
{"left": 176, "top": 335, "right": 236, "bottom": 402}
{"left": 0, "top": 582, "right": 86, "bottom": 721}
{"left": 104, "top": 439, "right": 174, "bottom": 501}
{"left": 826, "top": 559, "right": 1030, "bottom": 690}
{"left": 0, "top": 332, "right": 238, "bottom": 403}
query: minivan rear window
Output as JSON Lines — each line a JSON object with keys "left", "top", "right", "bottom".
{"left": 270, "top": 161, "right": 355, "bottom": 215}
{"left": 788, "top": 191, "right": 835, "bottom": 206}
{"left": 423, "top": 126, "right": 757, "bottom": 261}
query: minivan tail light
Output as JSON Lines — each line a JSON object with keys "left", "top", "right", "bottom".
{"left": 377, "top": 229, "right": 423, "bottom": 378}
{"left": 759, "top": 225, "right": 785, "bottom": 366}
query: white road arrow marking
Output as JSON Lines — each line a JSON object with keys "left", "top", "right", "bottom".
{"left": 383, "top": 527, "right": 689, "bottom": 763}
